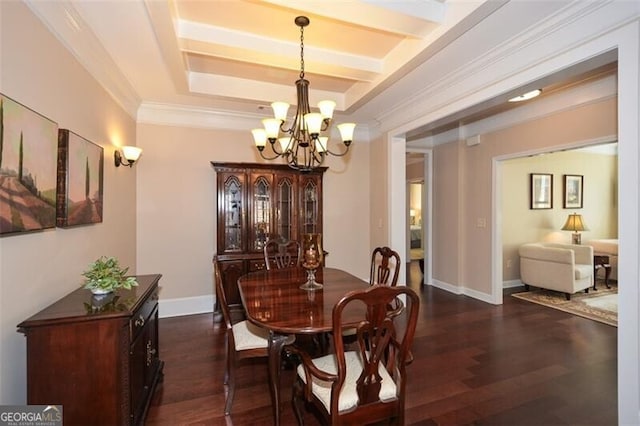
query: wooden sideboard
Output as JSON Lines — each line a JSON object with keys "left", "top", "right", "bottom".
{"left": 17, "top": 274, "right": 164, "bottom": 426}
{"left": 211, "top": 162, "right": 326, "bottom": 321}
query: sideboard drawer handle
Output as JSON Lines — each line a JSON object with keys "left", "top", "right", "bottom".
{"left": 146, "top": 340, "right": 157, "bottom": 366}
{"left": 135, "top": 315, "right": 145, "bottom": 327}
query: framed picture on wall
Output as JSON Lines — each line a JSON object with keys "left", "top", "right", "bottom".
{"left": 0, "top": 93, "right": 58, "bottom": 236}
{"left": 530, "top": 173, "right": 553, "bottom": 209}
{"left": 56, "top": 129, "right": 104, "bottom": 227}
{"left": 563, "top": 174, "right": 583, "bottom": 209}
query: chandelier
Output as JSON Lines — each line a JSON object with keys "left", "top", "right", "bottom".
{"left": 251, "top": 16, "right": 355, "bottom": 171}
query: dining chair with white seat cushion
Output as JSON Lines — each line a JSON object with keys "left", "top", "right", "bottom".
{"left": 289, "top": 284, "right": 419, "bottom": 425}
{"left": 214, "top": 257, "right": 269, "bottom": 415}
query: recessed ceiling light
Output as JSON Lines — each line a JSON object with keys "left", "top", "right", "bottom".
{"left": 508, "top": 89, "right": 542, "bottom": 102}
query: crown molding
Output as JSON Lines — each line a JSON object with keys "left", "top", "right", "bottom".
{"left": 25, "top": 0, "right": 141, "bottom": 118}
{"left": 137, "top": 102, "right": 260, "bottom": 130}
{"left": 137, "top": 102, "right": 373, "bottom": 142}
{"left": 370, "top": 1, "right": 633, "bottom": 134}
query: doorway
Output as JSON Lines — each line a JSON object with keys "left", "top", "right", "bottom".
{"left": 405, "top": 149, "right": 432, "bottom": 286}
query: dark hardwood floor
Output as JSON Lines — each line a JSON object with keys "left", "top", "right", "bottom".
{"left": 146, "top": 261, "right": 617, "bottom": 425}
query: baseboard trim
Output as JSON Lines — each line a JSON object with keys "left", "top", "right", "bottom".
{"left": 430, "top": 279, "right": 463, "bottom": 295}
{"left": 430, "top": 279, "right": 495, "bottom": 304}
{"left": 159, "top": 295, "right": 214, "bottom": 318}
{"left": 503, "top": 279, "right": 524, "bottom": 289}
{"left": 462, "top": 287, "right": 495, "bottom": 304}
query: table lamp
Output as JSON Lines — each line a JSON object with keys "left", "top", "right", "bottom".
{"left": 561, "top": 213, "right": 588, "bottom": 244}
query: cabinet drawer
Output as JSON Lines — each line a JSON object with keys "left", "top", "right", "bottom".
{"left": 248, "top": 259, "right": 266, "bottom": 272}
{"left": 130, "top": 288, "right": 158, "bottom": 341}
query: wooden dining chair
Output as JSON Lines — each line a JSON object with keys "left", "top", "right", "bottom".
{"left": 370, "top": 246, "right": 401, "bottom": 286}
{"left": 214, "top": 259, "right": 269, "bottom": 415}
{"left": 264, "top": 239, "right": 302, "bottom": 270}
{"left": 339, "top": 246, "right": 403, "bottom": 346}
{"left": 289, "top": 285, "right": 420, "bottom": 426}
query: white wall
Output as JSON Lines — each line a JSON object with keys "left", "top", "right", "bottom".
{"left": 0, "top": 2, "right": 138, "bottom": 404}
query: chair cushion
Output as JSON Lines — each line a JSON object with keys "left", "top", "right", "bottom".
{"left": 575, "top": 264, "right": 593, "bottom": 280}
{"left": 232, "top": 320, "right": 269, "bottom": 350}
{"left": 296, "top": 351, "right": 397, "bottom": 413}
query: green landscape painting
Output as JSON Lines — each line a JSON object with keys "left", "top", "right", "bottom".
{"left": 0, "top": 94, "right": 58, "bottom": 236}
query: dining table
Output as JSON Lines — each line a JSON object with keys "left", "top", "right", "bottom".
{"left": 237, "top": 266, "right": 371, "bottom": 426}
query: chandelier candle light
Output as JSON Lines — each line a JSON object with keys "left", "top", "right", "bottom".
{"left": 252, "top": 16, "right": 355, "bottom": 171}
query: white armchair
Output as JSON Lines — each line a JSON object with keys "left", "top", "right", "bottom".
{"left": 519, "top": 242, "right": 594, "bottom": 300}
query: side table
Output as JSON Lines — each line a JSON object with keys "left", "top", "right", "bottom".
{"left": 593, "top": 255, "right": 611, "bottom": 290}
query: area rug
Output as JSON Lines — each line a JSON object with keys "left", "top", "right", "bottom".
{"left": 511, "top": 281, "right": 617, "bottom": 327}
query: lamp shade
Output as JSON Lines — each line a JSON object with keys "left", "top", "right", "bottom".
{"left": 252, "top": 129, "right": 267, "bottom": 148}
{"left": 121, "top": 146, "right": 142, "bottom": 162}
{"left": 304, "top": 113, "right": 323, "bottom": 135}
{"left": 271, "top": 102, "right": 290, "bottom": 121}
{"left": 262, "top": 118, "right": 281, "bottom": 139}
{"left": 315, "top": 137, "right": 328, "bottom": 153}
{"left": 317, "top": 100, "right": 336, "bottom": 120}
{"left": 337, "top": 122, "right": 356, "bottom": 143}
{"left": 278, "top": 137, "right": 292, "bottom": 153}
{"left": 561, "top": 213, "right": 588, "bottom": 232}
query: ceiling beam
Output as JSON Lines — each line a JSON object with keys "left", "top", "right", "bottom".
{"left": 188, "top": 72, "right": 347, "bottom": 109}
{"left": 361, "top": 0, "right": 446, "bottom": 23}
{"left": 260, "top": 0, "right": 443, "bottom": 38}
{"left": 144, "top": 0, "right": 190, "bottom": 94}
{"left": 178, "top": 20, "right": 383, "bottom": 79}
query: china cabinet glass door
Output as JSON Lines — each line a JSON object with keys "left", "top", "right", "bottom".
{"left": 251, "top": 175, "right": 272, "bottom": 251}
{"left": 223, "top": 175, "right": 244, "bottom": 252}
{"left": 275, "top": 176, "right": 295, "bottom": 241}
{"left": 301, "top": 179, "right": 319, "bottom": 234}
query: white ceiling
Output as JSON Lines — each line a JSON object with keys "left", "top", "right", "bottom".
{"left": 25, "top": 0, "right": 500, "bottom": 125}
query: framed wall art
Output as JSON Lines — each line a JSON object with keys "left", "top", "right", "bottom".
{"left": 57, "top": 129, "right": 104, "bottom": 227}
{"left": 0, "top": 93, "right": 58, "bottom": 236}
{"left": 530, "top": 173, "right": 553, "bottom": 209}
{"left": 563, "top": 174, "right": 583, "bottom": 209}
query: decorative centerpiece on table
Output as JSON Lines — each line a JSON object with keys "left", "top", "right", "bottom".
{"left": 81, "top": 256, "right": 138, "bottom": 296}
{"left": 300, "top": 233, "right": 323, "bottom": 290}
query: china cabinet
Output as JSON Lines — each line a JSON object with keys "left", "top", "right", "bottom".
{"left": 211, "top": 162, "right": 326, "bottom": 320}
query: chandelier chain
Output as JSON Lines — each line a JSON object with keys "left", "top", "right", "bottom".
{"left": 299, "top": 24, "right": 305, "bottom": 79}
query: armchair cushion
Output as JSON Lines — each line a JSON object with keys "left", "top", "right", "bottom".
{"left": 232, "top": 320, "right": 269, "bottom": 351}
{"left": 575, "top": 264, "right": 593, "bottom": 280}
{"left": 296, "top": 350, "right": 397, "bottom": 413}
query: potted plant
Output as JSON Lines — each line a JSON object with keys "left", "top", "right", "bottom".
{"left": 82, "top": 256, "right": 138, "bottom": 295}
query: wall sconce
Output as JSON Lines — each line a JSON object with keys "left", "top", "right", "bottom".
{"left": 114, "top": 146, "right": 142, "bottom": 168}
